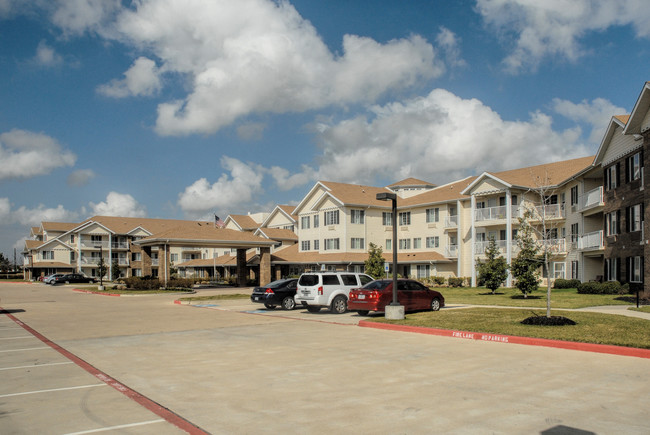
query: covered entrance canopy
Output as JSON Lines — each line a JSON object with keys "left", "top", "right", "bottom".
{"left": 133, "top": 223, "right": 276, "bottom": 286}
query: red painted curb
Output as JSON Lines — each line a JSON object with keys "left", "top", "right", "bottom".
{"left": 72, "top": 288, "right": 121, "bottom": 297}
{"left": 358, "top": 320, "right": 650, "bottom": 359}
{"left": 174, "top": 300, "right": 182, "bottom": 304}
{"left": 0, "top": 308, "right": 209, "bottom": 435}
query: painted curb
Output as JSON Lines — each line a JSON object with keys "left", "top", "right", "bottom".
{"left": 358, "top": 320, "right": 650, "bottom": 359}
{"left": 0, "top": 308, "right": 209, "bottom": 435}
{"left": 73, "top": 288, "right": 121, "bottom": 297}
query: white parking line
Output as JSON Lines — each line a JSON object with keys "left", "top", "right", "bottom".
{"left": 0, "top": 336, "right": 34, "bottom": 340}
{"left": 0, "top": 346, "right": 49, "bottom": 353}
{"left": 63, "top": 419, "right": 166, "bottom": 434}
{"left": 0, "top": 384, "right": 107, "bottom": 398}
{"left": 0, "top": 361, "right": 74, "bottom": 371}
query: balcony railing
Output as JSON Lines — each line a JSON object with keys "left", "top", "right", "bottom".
{"left": 152, "top": 259, "right": 159, "bottom": 266}
{"left": 444, "top": 215, "right": 458, "bottom": 228}
{"left": 80, "top": 240, "right": 109, "bottom": 249}
{"left": 532, "top": 204, "right": 565, "bottom": 220}
{"left": 445, "top": 245, "right": 458, "bottom": 257}
{"left": 474, "top": 240, "right": 519, "bottom": 255}
{"left": 181, "top": 246, "right": 202, "bottom": 252}
{"left": 577, "top": 187, "right": 604, "bottom": 212}
{"left": 111, "top": 241, "right": 129, "bottom": 249}
{"left": 474, "top": 205, "right": 520, "bottom": 222}
{"left": 80, "top": 256, "right": 106, "bottom": 265}
{"left": 577, "top": 230, "right": 604, "bottom": 250}
{"left": 538, "top": 238, "right": 567, "bottom": 253}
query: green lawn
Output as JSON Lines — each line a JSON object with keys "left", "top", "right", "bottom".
{"left": 177, "top": 294, "right": 250, "bottom": 302}
{"left": 370, "top": 308, "right": 650, "bottom": 349}
{"left": 629, "top": 306, "right": 650, "bottom": 313}
{"left": 71, "top": 285, "right": 195, "bottom": 295}
{"left": 439, "top": 286, "right": 631, "bottom": 309}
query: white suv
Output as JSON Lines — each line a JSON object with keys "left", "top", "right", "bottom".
{"left": 296, "top": 272, "right": 374, "bottom": 314}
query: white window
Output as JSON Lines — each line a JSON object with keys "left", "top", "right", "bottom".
{"left": 426, "top": 208, "right": 439, "bottom": 223}
{"left": 605, "top": 258, "right": 618, "bottom": 281}
{"left": 399, "top": 212, "right": 411, "bottom": 225}
{"left": 553, "top": 262, "right": 566, "bottom": 279}
{"left": 606, "top": 211, "right": 618, "bottom": 236}
{"left": 324, "top": 238, "right": 340, "bottom": 250}
{"left": 133, "top": 268, "right": 142, "bottom": 277}
{"left": 629, "top": 256, "right": 642, "bottom": 283}
{"left": 171, "top": 253, "right": 178, "bottom": 262}
{"left": 132, "top": 252, "right": 142, "bottom": 261}
{"left": 571, "top": 261, "right": 579, "bottom": 280}
{"left": 570, "top": 185, "right": 579, "bottom": 206}
{"left": 628, "top": 204, "right": 642, "bottom": 232}
{"left": 627, "top": 152, "right": 642, "bottom": 182}
{"left": 314, "top": 240, "right": 320, "bottom": 250}
{"left": 301, "top": 216, "right": 310, "bottom": 229}
{"left": 42, "top": 251, "right": 54, "bottom": 260}
{"left": 385, "top": 239, "right": 392, "bottom": 250}
{"left": 351, "top": 209, "right": 365, "bottom": 224}
{"left": 351, "top": 238, "right": 365, "bottom": 249}
{"left": 605, "top": 164, "right": 617, "bottom": 190}
{"left": 416, "top": 264, "right": 430, "bottom": 279}
{"left": 399, "top": 239, "right": 411, "bottom": 250}
{"left": 313, "top": 215, "right": 319, "bottom": 228}
{"left": 570, "top": 223, "right": 579, "bottom": 243}
{"left": 382, "top": 212, "right": 393, "bottom": 226}
{"left": 413, "top": 238, "right": 421, "bottom": 249}
{"left": 426, "top": 237, "right": 439, "bottom": 248}
{"left": 324, "top": 210, "right": 340, "bottom": 226}
{"left": 301, "top": 240, "right": 311, "bottom": 251}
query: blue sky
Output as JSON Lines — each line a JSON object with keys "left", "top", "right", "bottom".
{"left": 1, "top": 0, "right": 649, "bottom": 258}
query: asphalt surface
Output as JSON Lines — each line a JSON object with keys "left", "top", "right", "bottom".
{"left": 1, "top": 282, "right": 649, "bottom": 434}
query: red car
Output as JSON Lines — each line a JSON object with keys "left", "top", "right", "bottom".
{"left": 348, "top": 279, "right": 444, "bottom": 316}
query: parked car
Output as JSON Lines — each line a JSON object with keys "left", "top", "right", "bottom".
{"left": 348, "top": 279, "right": 445, "bottom": 316}
{"left": 52, "top": 273, "right": 97, "bottom": 285}
{"left": 43, "top": 273, "right": 65, "bottom": 284}
{"left": 295, "top": 272, "right": 374, "bottom": 314}
{"left": 250, "top": 278, "right": 298, "bottom": 310}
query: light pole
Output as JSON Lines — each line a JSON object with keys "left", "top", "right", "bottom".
{"left": 376, "top": 192, "right": 404, "bottom": 319}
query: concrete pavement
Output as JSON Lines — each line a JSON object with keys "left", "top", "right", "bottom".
{"left": 1, "top": 282, "right": 649, "bottom": 434}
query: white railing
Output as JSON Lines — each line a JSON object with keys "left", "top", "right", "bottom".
{"left": 538, "top": 238, "right": 566, "bottom": 253}
{"left": 533, "top": 204, "right": 565, "bottom": 220}
{"left": 444, "top": 215, "right": 458, "bottom": 228}
{"left": 474, "top": 240, "right": 519, "bottom": 255}
{"left": 111, "top": 241, "right": 129, "bottom": 249}
{"left": 577, "top": 230, "right": 604, "bottom": 250}
{"left": 80, "top": 256, "right": 106, "bottom": 264}
{"left": 181, "top": 246, "right": 202, "bottom": 251}
{"left": 80, "top": 240, "right": 109, "bottom": 249}
{"left": 474, "top": 205, "right": 520, "bottom": 222}
{"left": 152, "top": 259, "right": 159, "bottom": 266}
{"left": 577, "top": 187, "right": 604, "bottom": 212}
{"left": 445, "top": 245, "right": 458, "bottom": 257}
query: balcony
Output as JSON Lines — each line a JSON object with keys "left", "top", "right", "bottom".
{"left": 474, "top": 240, "right": 519, "bottom": 255}
{"left": 445, "top": 245, "right": 458, "bottom": 257}
{"left": 111, "top": 241, "right": 129, "bottom": 249}
{"left": 152, "top": 259, "right": 159, "bottom": 266}
{"left": 80, "top": 240, "right": 109, "bottom": 249}
{"left": 532, "top": 204, "right": 565, "bottom": 220}
{"left": 181, "top": 246, "right": 202, "bottom": 252}
{"left": 474, "top": 205, "right": 520, "bottom": 223}
{"left": 80, "top": 256, "right": 106, "bottom": 265}
{"left": 577, "top": 230, "right": 604, "bottom": 251}
{"left": 576, "top": 187, "right": 604, "bottom": 213}
{"left": 444, "top": 215, "right": 458, "bottom": 228}
{"left": 538, "top": 238, "right": 567, "bottom": 254}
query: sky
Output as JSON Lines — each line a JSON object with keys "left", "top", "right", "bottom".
{"left": 1, "top": 0, "right": 649, "bottom": 260}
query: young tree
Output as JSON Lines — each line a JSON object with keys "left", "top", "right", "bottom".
{"left": 511, "top": 210, "right": 540, "bottom": 298}
{"left": 97, "top": 256, "right": 108, "bottom": 285}
{"left": 476, "top": 237, "right": 509, "bottom": 294}
{"left": 364, "top": 243, "right": 385, "bottom": 279}
{"left": 111, "top": 259, "right": 120, "bottom": 281}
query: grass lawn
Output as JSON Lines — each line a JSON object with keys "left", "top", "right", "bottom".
{"left": 439, "top": 286, "right": 631, "bottom": 308}
{"left": 177, "top": 294, "right": 250, "bottom": 302}
{"left": 70, "top": 285, "right": 195, "bottom": 295}
{"left": 370, "top": 308, "right": 650, "bottom": 349}
{"left": 630, "top": 306, "right": 650, "bottom": 313}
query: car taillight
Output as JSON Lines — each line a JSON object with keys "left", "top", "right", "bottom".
{"left": 318, "top": 286, "right": 323, "bottom": 295}
{"left": 265, "top": 288, "right": 274, "bottom": 294}
{"left": 369, "top": 291, "right": 379, "bottom": 299}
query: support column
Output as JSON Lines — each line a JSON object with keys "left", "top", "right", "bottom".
{"left": 470, "top": 195, "right": 477, "bottom": 287}
{"left": 236, "top": 248, "right": 247, "bottom": 287}
{"left": 506, "top": 189, "right": 513, "bottom": 287}
{"left": 260, "top": 247, "right": 271, "bottom": 285}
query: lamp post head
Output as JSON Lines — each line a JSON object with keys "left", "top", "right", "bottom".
{"left": 376, "top": 192, "right": 397, "bottom": 201}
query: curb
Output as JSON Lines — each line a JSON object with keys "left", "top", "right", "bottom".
{"left": 73, "top": 288, "right": 121, "bottom": 297}
{"left": 358, "top": 321, "right": 650, "bottom": 359}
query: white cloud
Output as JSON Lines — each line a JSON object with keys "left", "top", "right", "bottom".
{"left": 97, "top": 56, "right": 162, "bottom": 98}
{"left": 552, "top": 97, "right": 626, "bottom": 144}
{"left": 68, "top": 0, "right": 442, "bottom": 135}
{"left": 236, "top": 122, "right": 266, "bottom": 141}
{"left": 89, "top": 192, "right": 147, "bottom": 217}
{"left": 269, "top": 165, "right": 316, "bottom": 191}
{"left": 178, "top": 156, "right": 264, "bottom": 217}
{"left": 51, "top": 0, "right": 121, "bottom": 35}
{"left": 307, "top": 89, "right": 589, "bottom": 185}
{"left": 33, "top": 40, "right": 63, "bottom": 67}
{"left": 435, "top": 26, "right": 466, "bottom": 69}
{"left": 0, "top": 197, "right": 80, "bottom": 226}
{"left": 0, "top": 129, "right": 76, "bottom": 181}
{"left": 67, "top": 169, "right": 96, "bottom": 186}
{"left": 476, "top": 0, "right": 650, "bottom": 73}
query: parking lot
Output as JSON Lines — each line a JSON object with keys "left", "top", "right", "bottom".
{"left": 2, "top": 282, "right": 649, "bottom": 434}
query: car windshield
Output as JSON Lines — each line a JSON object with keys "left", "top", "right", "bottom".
{"left": 362, "top": 280, "right": 391, "bottom": 290}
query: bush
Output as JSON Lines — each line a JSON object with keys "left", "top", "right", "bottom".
{"left": 577, "top": 281, "right": 626, "bottom": 295}
{"left": 431, "top": 276, "right": 445, "bottom": 286}
{"left": 166, "top": 278, "right": 196, "bottom": 289}
{"left": 448, "top": 277, "right": 465, "bottom": 287}
{"left": 123, "top": 277, "right": 161, "bottom": 290}
{"left": 553, "top": 279, "right": 581, "bottom": 289}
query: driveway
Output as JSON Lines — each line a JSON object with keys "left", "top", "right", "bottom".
{"left": 1, "top": 282, "right": 649, "bottom": 434}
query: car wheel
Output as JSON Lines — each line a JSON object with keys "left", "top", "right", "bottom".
{"left": 264, "top": 303, "right": 276, "bottom": 310}
{"left": 431, "top": 298, "right": 441, "bottom": 311}
{"left": 306, "top": 306, "right": 321, "bottom": 313}
{"left": 331, "top": 295, "right": 347, "bottom": 314}
{"left": 357, "top": 310, "right": 369, "bottom": 316}
{"left": 281, "top": 296, "right": 296, "bottom": 310}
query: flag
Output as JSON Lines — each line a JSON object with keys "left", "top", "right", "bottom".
{"left": 214, "top": 214, "right": 225, "bottom": 228}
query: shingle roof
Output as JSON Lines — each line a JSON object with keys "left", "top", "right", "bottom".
{"left": 137, "top": 223, "right": 275, "bottom": 246}
{"left": 87, "top": 216, "right": 211, "bottom": 235}
{"left": 42, "top": 222, "right": 79, "bottom": 232}
{"left": 387, "top": 178, "right": 436, "bottom": 188}
{"left": 277, "top": 205, "right": 297, "bottom": 218}
{"left": 319, "top": 181, "right": 393, "bottom": 207}
{"left": 24, "top": 240, "right": 43, "bottom": 250}
{"left": 228, "top": 214, "right": 260, "bottom": 230}
{"left": 614, "top": 114, "right": 630, "bottom": 124}
{"left": 255, "top": 227, "right": 298, "bottom": 241}
{"left": 271, "top": 244, "right": 450, "bottom": 264}
{"left": 487, "top": 155, "right": 595, "bottom": 188}
{"left": 400, "top": 176, "right": 477, "bottom": 207}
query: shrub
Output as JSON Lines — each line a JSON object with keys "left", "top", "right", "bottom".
{"left": 448, "top": 277, "right": 465, "bottom": 287}
{"left": 166, "top": 278, "right": 196, "bottom": 289}
{"left": 431, "top": 276, "right": 445, "bottom": 286}
{"left": 123, "top": 276, "right": 161, "bottom": 290}
{"left": 577, "top": 281, "right": 624, "bottom": 295}
{"left": 553, "top": 279, "right": 581, "bottom": 289}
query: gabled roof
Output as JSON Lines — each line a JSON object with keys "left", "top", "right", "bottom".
{"left": 271, "top": 244, "right": 450, "bottom": 264}
{"left": 42, "top": 222, "right": 79, "bottom": 233}
{"left": 294, "top": 181, "right": 394, "bottom": 214}
{"left": 400, "top": 176, "right": 476, "bottom": 207}
{"left": 387, "top": 178, "right": 436, "bottom": 188}
{"left": 277, "top": 205, "right": 296, "bottom": 218}
{"left": 623, "top": 81, "right": 650, "bottom": 135}
{"left": 24, "top": 240, "right": 43, "bottom": 250}
{"left": 254, "top": 227, "right": 298, "bottom": 242}
{"left": 134, "top": 223, "right": 276, "bottom": 248}
{"left": 462, "top": 156, "right": 594, "bottom": 194}
{"left": 594, "top": 115, "right": 630, "bottom": 165}
{"left": 225, "top": 214, "right": 260, "bottom": 231}
{"left": 259, "top": 204, "right": 297, "bottom": 228}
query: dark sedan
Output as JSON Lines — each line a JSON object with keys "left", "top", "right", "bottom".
{"left": 251, "top": 278, "right": 298, "bottom": 310}
{"left": 52, "top": 273, "right": 97, "bottom": 285}
{"left": 348, "top": 279, "right": 445, "bottom": 316}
